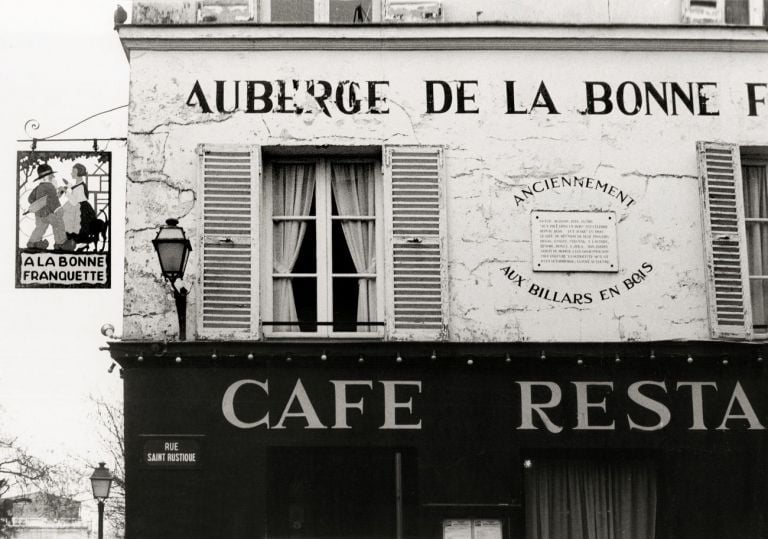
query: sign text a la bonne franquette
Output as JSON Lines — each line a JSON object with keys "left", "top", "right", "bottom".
{"left": 186, "top": 79, "right": 768, "bottom": 117}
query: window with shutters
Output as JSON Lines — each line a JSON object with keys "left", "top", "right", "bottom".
{"left": 263, "top": 156, "right": 385, "bottom": 337}
{"left": 198, "top": 145, "right": 447, "bottom": 340}
{"left": 698, "top": 142, "right": 768, "bottom": 338}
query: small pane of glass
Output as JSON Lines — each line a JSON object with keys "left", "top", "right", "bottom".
{"left": 330, "top": 0, "right": 373, "bottom": 22}
{"left": 271, "top": 0, "right": 314, "bottom": 22}
{"left": 272, "top": 163, "right": 316, "bottom": 216}
{"left": 751, "top": 279, "right": 768, "bottom": 332}
{"left": 274, "top": 220, "right": 316, "bottom": 273}
{"left": 330, "top": 162, "right": 375, "bottom": 217}
{"left": 743, "top": 165, "right": 768, "bottom": 219}
{"left": 273, "top": 277, "right": 317, "bottom": 332}
{"left": 333, "top": 277, "right": 375, "bottom": 332}
{"left": 331, "top": 221, "right": 363, "bottom": 273}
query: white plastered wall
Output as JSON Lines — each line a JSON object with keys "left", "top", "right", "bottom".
{"left": 122, "top": 47, "right": 768, "bottom": 342}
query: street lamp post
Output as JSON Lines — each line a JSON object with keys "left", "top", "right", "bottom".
{"left": 152, "top": 218, "right": 193, "bottom": 340}
{"left": 90, "top": 462, "right": 113, "bottom": 539}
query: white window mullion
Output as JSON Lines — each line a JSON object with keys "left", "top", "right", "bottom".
{"left": 317, "top": 159, "right": 331, "bottom": 337}
{"left": 263, "top": 163, "right": 274, "bottom": 336}
{"left": 376, "top": 164, "right": 386, "bottom": 336}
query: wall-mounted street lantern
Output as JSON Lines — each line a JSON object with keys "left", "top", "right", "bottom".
{"left": 90, "top": 462, "right": 114, "bottom": 539}
{"left": 152, "top": 218, "right": 193, "bottom": 340}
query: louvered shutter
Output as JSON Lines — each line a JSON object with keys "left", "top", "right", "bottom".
{"left": 384, "top": 146, "right": 447, "bottom": 340}
{"left": 697, "top": 142, "right": 752, "bottom": 338}
{"left": 197, "top": 145, "right": 259, "bottom": 339}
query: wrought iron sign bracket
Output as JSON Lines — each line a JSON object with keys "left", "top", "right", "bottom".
{"left": 18, "top": 104, "right": 129, "bottom": 151}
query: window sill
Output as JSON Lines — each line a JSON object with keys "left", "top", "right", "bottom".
{"left": 264, "top": 332, "right": 385, "bottom": 340}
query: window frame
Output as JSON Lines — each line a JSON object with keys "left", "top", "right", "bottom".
{"left": 259, "top": 0, "right": 381, "bottom": 23}
{"left": 262, "top": 156, "right": 385, "bottom": 339}
{"left": 683, "top": 0, "right": 763, "bottom": 24}
{"left": 741, "top": 152, "right": 768, "bottom": 335}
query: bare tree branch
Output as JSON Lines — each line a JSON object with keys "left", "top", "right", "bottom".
{"left": 89, "top": 395, "right": 125, "bottom": 535}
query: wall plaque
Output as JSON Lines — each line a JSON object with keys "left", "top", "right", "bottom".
{"left": 141, "top": 436, "right": 203, "bottom": 469}
{"left": 531, "top": 211, "right": 618, "bottom": 272}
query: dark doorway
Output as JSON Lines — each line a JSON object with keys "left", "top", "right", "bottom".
{"left": 267, "top": 447, "right": 416, "bottom": 539}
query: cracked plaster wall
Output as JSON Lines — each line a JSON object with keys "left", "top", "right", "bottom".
{"left": 123, "top": 48, "right": 768, "bottom": 342}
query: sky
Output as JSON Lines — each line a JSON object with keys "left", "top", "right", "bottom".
{"left": 0, "top": 1, "right": 131, "bottom": 469}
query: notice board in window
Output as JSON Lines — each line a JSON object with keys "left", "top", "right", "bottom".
{"left": 443, "top": 519, "right": 502, "bottom": 539}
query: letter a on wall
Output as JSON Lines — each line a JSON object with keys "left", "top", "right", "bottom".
{"left": 16, "top": 150, "right": 111, "bottom": 288}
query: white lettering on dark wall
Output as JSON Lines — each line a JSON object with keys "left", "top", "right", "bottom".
{"left": 221, "top": 378, "right": 766, "bottom": 433}
{"left": 221, "top": 378, "right": 422, "bottom": 430}
{"left": 517, "top": 380, "right": 766, "bottom": 433}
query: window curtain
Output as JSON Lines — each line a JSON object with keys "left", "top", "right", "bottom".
{"left": 273, "top": 164, "right": 315, "bottom": 332}
{"left": 743, "top": 164, "right": 768, "bottom": 328}
{"left": 526, "top": 459, "right": 656, "bottom": 539}
{"left": 331, "top": 163, "right": 376, "bottom": 331}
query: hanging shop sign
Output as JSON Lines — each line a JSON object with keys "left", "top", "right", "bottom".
{"left": 16, "top": 151, "right": 111, "bottom": 288}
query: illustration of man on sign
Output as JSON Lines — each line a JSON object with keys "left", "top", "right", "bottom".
{"left": 16, "top": 150, "right": 112, "bottom": 288}
{"left": 25, "top": 163, "right": 67, "bottom": 250}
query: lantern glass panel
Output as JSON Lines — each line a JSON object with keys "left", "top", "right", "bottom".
{"left": 157, "top": 242, "right": 187, "bottom": 275}
{"left": 90, "top": 465, "right": 113, "bottom": 500}
{"left": 158, "top": 227, "right": 185, "bottom": 240}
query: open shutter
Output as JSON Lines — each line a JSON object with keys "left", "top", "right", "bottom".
{"left": 698, "top": 141, "right": 751, "bottom": 338}
{"left": 384, "top": 146, "right": 447, "bottom": 340}
{"left": 197, "top": 144, "right": 260, "bottom": 339}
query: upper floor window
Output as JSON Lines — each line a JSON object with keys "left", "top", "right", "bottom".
{"left": 266, "top": 0, "right": 374, "bottom": 23}
{"left": 742, "top": 155, "right": 768, "bottom": 332}
{"left": 197, "top": 145, "right": 447, "bottom": 341}
{"left": 264, "top": 158, "right": 383, "bottom": 336}
{"left": 683, "top": 0, "right": 760, "bottom": 24}
{"left": 699, "top": 142, "right": 768, "bottom": 338}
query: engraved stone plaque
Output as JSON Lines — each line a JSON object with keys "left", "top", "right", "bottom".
{"left": 531, "top": 211, "right": 618, "bottom": 272}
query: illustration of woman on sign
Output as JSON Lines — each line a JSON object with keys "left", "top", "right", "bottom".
{"left": 60, "top": 163, "right": 98, "bottom": 251}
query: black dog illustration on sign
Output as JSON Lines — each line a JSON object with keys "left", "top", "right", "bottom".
{"left": 60, "top": 163, "right": 109, "bottom": 252}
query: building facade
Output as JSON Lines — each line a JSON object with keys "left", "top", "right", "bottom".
{"left": 110, "top": 1, "right": 768, "bottom": 537}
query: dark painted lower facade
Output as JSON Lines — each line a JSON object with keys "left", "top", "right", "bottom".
{"left": 112, "top": 342, "right": 768, "bottom": 539}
